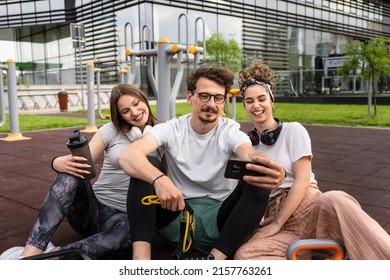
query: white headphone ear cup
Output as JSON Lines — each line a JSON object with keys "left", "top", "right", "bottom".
{"left": 128, "top": 126, "right": 142, "bottom": 141}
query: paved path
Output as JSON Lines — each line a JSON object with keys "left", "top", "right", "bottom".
{"left": 1, "top": 122, "right": 389, "bottom": 259}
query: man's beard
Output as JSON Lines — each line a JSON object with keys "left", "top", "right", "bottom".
{"left": 198, "top": 106, "right": 220, "bottom": 123}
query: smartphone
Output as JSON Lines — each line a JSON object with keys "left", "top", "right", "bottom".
{"left": 224, "top": 158, "right": 266, "bottom": 179}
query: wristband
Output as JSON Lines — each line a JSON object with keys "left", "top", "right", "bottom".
{"left": 152, "top": 174, "right": 165, "bottom": 187}
{"left": 51, "top": 156, "right": 60, "bottom": 173}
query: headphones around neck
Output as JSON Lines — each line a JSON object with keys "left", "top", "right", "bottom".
{"left": 247, "top": 118, "right": 283, "bottom": 146}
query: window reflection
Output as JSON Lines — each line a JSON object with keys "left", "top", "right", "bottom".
{"left": 35, "top": 0, "right": 50, "bottom": 12}
{"left": 50, "top": 0, "right": 64, "bottom": 10}
{"left": 154, "top": 5, "right": 187, "bottom": 42}
{"left": 0, "top": 0, "right": 387, "bottom": 87}
{"left": 279, "top": 1, "right": 287, "bottom": 12}
{"left": 19, "top": 41, "right": 32, "bottom": 62}
{"left": 7, "top": 4, "right": 21, "bottom": 15}
{"left": 218, "top": 15, "right": 242, "bottom": 46}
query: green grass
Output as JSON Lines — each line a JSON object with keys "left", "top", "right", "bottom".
{"left": 268, "top": 103, "right": 390, "bottom": 127}
{"left": 1, "top": 103, "right": 390, "bottom": 133}
{"left": 0, "top": 114, "right": 110, "bottom": 133}
{"left": 177, "top": 102, "right": 390, "bottom": 127}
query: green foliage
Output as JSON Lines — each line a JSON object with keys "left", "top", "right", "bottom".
{"left": 337, "top": 36, "right": 390, "bottom": 116}
{"left": 201, "top": 33, "right": 243, "bottom": 74}
{"left": 338, "top": 36, "right": 390, "bottom": 79}
{"left": 337, "top": 40, "right": 364, "bottom": 76}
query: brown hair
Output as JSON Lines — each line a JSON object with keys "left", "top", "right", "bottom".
{"left": 187, "top": 66, "right": 234, "bottom": 95}
{"left": 109, "top": 84, "right": 159, "bottom": 132}
{"left": 238, "top": 59, "right": 276, "bottom": 96}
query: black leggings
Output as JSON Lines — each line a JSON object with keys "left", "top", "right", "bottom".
{"left": 127, "top": 156, "right": 270, "bottom": 258}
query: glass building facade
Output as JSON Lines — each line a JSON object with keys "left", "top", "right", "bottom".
{"left": 0, "top": 0, "right": 389, "bottom": 98}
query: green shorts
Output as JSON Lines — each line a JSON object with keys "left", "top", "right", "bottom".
{"left": 156, "top": 197, "right": 223, "bottom": 252}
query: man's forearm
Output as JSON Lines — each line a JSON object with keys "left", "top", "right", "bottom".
{"left": 117, "top": 146, "right": 162, "bottom": 184}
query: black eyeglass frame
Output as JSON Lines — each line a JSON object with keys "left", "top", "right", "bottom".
{"left": 192, "top": 91, "right": 227, "bottom": 104}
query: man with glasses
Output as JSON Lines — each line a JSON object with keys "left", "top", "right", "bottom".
{"left": 118, "top": 66, "right": 285, "bottom": 260}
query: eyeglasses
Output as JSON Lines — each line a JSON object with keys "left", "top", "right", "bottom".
{"left": 194, "top": 91, "right": 226, "bottom": 104}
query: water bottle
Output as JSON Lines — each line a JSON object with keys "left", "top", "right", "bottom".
{"left": 67, "top": 130, "right": 96, "bottom": 180}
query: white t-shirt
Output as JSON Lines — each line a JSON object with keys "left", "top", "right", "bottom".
{"left": 149, "top": 114, "right": 251, "bottom": 201}
{"left": 252, "top": 122, "right": 317, "bottom": 198}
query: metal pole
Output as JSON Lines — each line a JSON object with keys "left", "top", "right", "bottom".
{"left": 96, "top": 68, "right": 101, "bottom": 116}
{"left": 232, "top": 96, "right": 236, "bottom": 120}
{"left": 142, "top": 25, "right": 158, "bottom": 97}
{"left": 79, "top": 47, "right": 84, "bottom": 110}
{"left": 228, "top": 89, "right": 240, "bottom": 120}
{"left": 0, "top": 59, "right": 30, "bottom": 141}
{"left": 119, "top": 69, "right": 124, "bottom": 84}
{"left": 76, "top": 26, "right": 84, "bottom": 110}
{"left": 7, "top": 60, "right": 19, "bottom": 134}
{"left": 95, "top": 68, "right": 108, "bottom": 120}
{"left": 124, "top": 22, "right": 134, "bottom": 64}
{"left": 129, "top": 56, "right": 136, "bottom": 84}
{"left": 124, "top": 65, "right": 131, "bottom": 84}
{"left": 178, "top": 13, "right": 189, "bottom": 63}
{"left": 81, "top": 63, "right": 98, "bottom": 133}
{"left": 157, "top": 38, "right": 171, "bottom": 121}
{"left": 195, "top": 17, "right": 206, "bottom": 65}
{"left": 0, "top": 65, "right": 6, "bottom": 128}
{"left": 170, "top": 51, "right": 184, "bottom": 119}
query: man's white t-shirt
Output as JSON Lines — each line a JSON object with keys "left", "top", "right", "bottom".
{"left": 149, "top": 114, "right": 251, "bottom": 201}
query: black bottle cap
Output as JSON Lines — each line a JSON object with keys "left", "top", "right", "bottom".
{"left": 67, "top": 130, "right": 88, "bottom": 149}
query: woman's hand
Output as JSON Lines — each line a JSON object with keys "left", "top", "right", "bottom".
{"left": 52, "top": 155, "right": 92, "bottom": 179}
{"left": 256, "top": 222, "right": 282, "bottom": 238}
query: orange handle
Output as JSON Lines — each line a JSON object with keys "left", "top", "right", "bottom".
{"left": 286, "top": 239, "right": 346, "bottom": 260}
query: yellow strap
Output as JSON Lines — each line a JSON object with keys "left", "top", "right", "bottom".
{"left": 141, "top": 195, "right": 161, "bottom": 205}
{"left": 141, "top": 195, "right": 195, "bottom": 253}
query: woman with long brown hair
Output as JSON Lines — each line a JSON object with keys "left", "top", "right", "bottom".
{"left": 1, "top": 84, "right": 161, "bottom": 260}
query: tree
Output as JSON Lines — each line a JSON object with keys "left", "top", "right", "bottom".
{"left": 338, "top": 36, "right": 390, "bottom": 116}
{"left": 202, "top": 33, "right": 243, "bottom": 74}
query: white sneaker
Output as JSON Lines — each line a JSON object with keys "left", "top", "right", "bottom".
{"left": 0, "top": 246, "right": 24, "bottom": 260}
{"left": 0, "top": 242, "right": 55, "bottom": 260}
{"left": 44, "top": 242, "right": 55, "bottom": 253}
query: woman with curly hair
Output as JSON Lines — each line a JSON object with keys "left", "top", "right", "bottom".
{"left": 235, "top": 59, "right": 390, "bottom": 260}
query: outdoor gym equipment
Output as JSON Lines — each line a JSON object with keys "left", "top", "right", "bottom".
{"left": 83, "top": 58, "right": 112, "bottom": 125}
{"left": 0, "top": 59, "right": 31, "bottom": 141}
{"left": 123, "top": 22, "right": 136, "bottom": 85}
{"left": 81, "top": 62, "right": 99, "bottom": 133}
{"left": 227, "top": 89, "right": 240, "bottom": 120}
{"left": 115, "top": 56, "right": 132, "bottom": 85}
{"left": 93, "top": 66, "right": 110, "bottom": 120}
{"left": 124, "top": 14, "right": 206, "bottom": 121}
{"left": 0, "top": 64, "right": 6, "bottom": 128}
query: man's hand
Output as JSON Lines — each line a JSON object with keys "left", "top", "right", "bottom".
{"left": 242, "top": 155, "right": 285, "bottom": 189}
{"left": 153, "top": 175, "right": 185, "bottom": 212}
